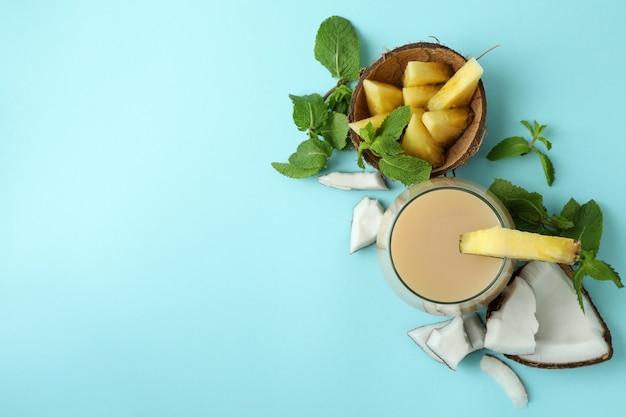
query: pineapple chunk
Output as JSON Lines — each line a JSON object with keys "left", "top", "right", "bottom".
{"left": 402, "top": 85, "right": 441, "bottom": 108}
{"left": 459, "top": 226, "right": 580, "bottom": 265}
{"left": 400, "top": 109, "right": 444, "bottom": 167}
{"left": 422, "top": 107, "right": 473, "bottom": 148}
{"left": 403, "top": 61, "right": 453, "bottom": 87}
{"left": 427, "top": 57, "right": 483, "bottom": 111}
{"left": 348, "top": 113, "right": 389, "bottom": 135}
{"left": 362, "top": 79, "right": 404, "bottom": 115}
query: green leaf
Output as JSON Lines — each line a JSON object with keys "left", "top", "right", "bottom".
{"left": 370, "top": 135, "right": 403, "bottom": 157}
{"left": 289, "top": 94, "right": 329, "bottom": 132}
{"left": 534, "top": 136, "right": 552, "bottom": 150}
{"left": 356, "top": 142, "right": 368, "bottom": 169}
{"left": 327, "top": 84, "right": 353, "bottom": 114}
{"left": 520, "top": 119, "right": 533, "bottom": 134}
{"left": 314, "top": 16, "right": 360, "bottom": 81}
{"left": 560, "top": 199, "right": 603, "bottom": 256}
{"left": 288, "top": 137, "right": 333, "bottom": 166}
{"left": 581, "top": 258, "right": 624, "bottom": 288}
{"left": 486, "top": 136, "right": 531, "bottom": 160}
{"left": 570, "top": 265, "right": 587, "bottom": 311}
{"left": 488, "top": 179, "right": 548, "bottom": 228}
{"left": 560, "top": 198, "right": 581, "bottom": 222}
{"left": 319, "top": 111, "right": 349, "bottom": 149}
{"left": 533, "top": 120, "right": 547, "bottom": 136}
{"left": 547, "top": 213, "right": 574, "bottom": 230}
{"left": 358, "top": 122, "right": 375, "bottom": 145}
{"left": 532, "top": 148, "right": 555, "bottom": 186}
{"left": 271, "top": 161, "right": 323, "bottom": 179}
{"left": 272, "top": 137, "right": 333, "bottom": 179}
{"left": 572, "top": 258, "right": 624, "bottom": 311}
{"left": 376, "top": 106, "right": 410, "bottom": 141}
{"left": 378, "top": 154, "right": 431, "bottom": 186}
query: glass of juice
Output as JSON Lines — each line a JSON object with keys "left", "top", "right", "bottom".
{"left": 377, "top": 177, "right": 515, "bottom": 315}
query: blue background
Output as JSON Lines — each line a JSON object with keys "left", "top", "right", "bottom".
{"left": 1, "top": 1, "right": 625, "bottom": 416}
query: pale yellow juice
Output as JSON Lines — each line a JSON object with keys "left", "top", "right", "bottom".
{"left": 389, "top": 188, "right": 505, "bottom": 303}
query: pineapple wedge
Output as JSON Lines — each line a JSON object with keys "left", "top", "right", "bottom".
{"left": 348, "top": 113, "right": 389, "bottom": 135}
{"left": 400, "top": 109, "right": 444, "bottom": 167}
{"left": 459, "top": 226, "right": 580, "bottom": 265}
{"left": 427, "top": 57, "right": 483, "bottom": 111}
{"left": 402, "top": 85, "right": 441, "bottom": 108}
{"left": 362, "top": 79, "right": 404, "bottom": 115}
{"left": 422, "top": 107, "right": 473, "bottom": 148}
{"left": 403, "top": 61, "right": 453, "bottom": 87}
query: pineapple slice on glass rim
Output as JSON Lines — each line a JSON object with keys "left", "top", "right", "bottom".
{"left": 459, "top": 226, "right": 581, "bottom": 265}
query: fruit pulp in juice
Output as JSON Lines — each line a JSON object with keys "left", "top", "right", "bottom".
{"left": 389, "top": 188, "right": 505, "bottom": 303}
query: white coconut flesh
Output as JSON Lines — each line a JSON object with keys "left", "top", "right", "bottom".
{"left": 484, "top": 276, "right": 539, "bottom": 355}
{"left": 509, "top": 261, "right": 612, "bottom": 367}
{"left": 480, "top": 354, "right": 528, "bottom": 409}
{"left": 408, "top": 313, "right": 485, "bottom": 366}
{"left": 463, "top": 312, "right": 486, "bottom": 351}
{"left": 407, "top": 320, "right": 450, "bottom": 363}
{"left": 349, "top": 196, "right": 384, "bottom": 254}
{"left": 318, "top": 171, "right": 388, "bottom": 190}
{"left": 425, "top": 315, "right": 472, "bottom": 370}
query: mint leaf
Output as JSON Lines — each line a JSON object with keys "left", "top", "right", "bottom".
{"left": 327, "top": 84, "right": 353, "bottom": 114}
{"left": 546, "top": 213, "right": 574, "bottom": 230}
{"left": 570, "top": 265, "right": 587, "bottom": 311}
{"left": 534, "top": 135, "right": 552, "bottom": 150}
{"left": 580, "top": 258, "right": 623, "bottom": 288}
{"left": 560, "top": 198, "right": 581, "bottom": 222}
{"left": 370, "top": 135, "right": 403, "bottom": 157}
{"left": 319, "top": 111, "right": 349, "bottom": 149}
{"left": 378, "top": 154, "right": 431, "bottom": 186}
{"left": 488, "top": 178, "right": 548, "bottom": 230}
{"left": 288, "top": 137, "right": 333, "bottom": 166}
{"left": 377, "top": 106, "right": 410, "bottom": 141}
{"left": 532, "top": 148, "right": 555, "bottom": 186}
{"left": 560, "top": 199, "right": 603, "bottom": 255}
{"left": 486, "top": 136, "right": 530, "bottom": 160}
{"left": 271, "top": 161, "right": 323, "bottom": 179}
{"left": 272, "top": 137, "right": 333, "bottom": 179}
{"left": 487, "top": 119, "right": 555, "bottom": 186}
{"left": 572, "top": 258, "right": 624, "bottom": 311}
{"left": 289, "top": 94, "right": 329, "bottom": 132}
{"left": 314, "top": 16, "right": 360, "bottom": 81}
{"left": 358, "top": 122, "right": 375, "bottom": 145}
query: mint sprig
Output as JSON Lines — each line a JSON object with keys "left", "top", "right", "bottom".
{"left": 489, "top": 178, "right": 623, "bottom": 310}
{"left": 272, "top": 16, "right": 360, "bottom": 179}
{"left": 356, "top": 106, "right": 432, "bottom": 186}
{"left": 487, "top": 120, "right": 555, "bottom": 186}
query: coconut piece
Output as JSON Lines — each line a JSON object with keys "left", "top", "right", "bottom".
{"left": 480, "top": 354, "right": 528, "bottom": 409}
{"left": 318, "top": 171, "right": 388, "bottom": 191}
{"left": 408, "top": 313, "right": 485, "bottom": 365}
{"left": 503, "top": 261, "right": 612, "bottom": 368}
{"left": 463, "top": 312, "right": 486, "bottom": 351}
{"left": 349, "top": 196, "right": 384, "bottom": 254}
{"left": 484, "top": 276, "right": 539, "bottom": 355}
{"left": 425, "top": 315, "right": 472, "bottom": 370}
{"left": 407, "top": 320, "right": 450, "bottom": 363}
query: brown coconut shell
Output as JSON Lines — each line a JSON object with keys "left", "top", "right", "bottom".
{"left": 486, "top": 264, "right": 613, "bottom": 369}
{"left": 348, "top": 42, "right": 487, "bottom": 177}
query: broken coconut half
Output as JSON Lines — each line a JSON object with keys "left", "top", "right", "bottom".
{"left": 480, "top": 354, "right": 528, "bottom": 409}
{"left": 349, "top": 196, "right": 385, "bottom": 254}
{"left": 487, "top": 261, "right": 613, "bottom": 368}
